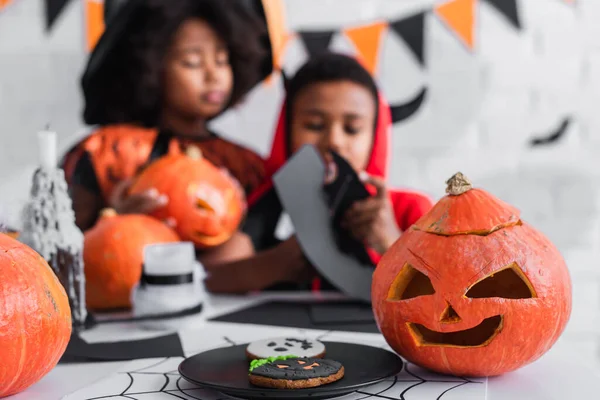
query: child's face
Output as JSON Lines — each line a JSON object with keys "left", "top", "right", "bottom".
{"left": 162, "top": 18, "right": 234, "bottom": 120}
{"left": 289, "top": 81, "right": 376, "bottom": 173}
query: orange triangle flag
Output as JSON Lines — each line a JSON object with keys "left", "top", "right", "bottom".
{"left": 434, "top": 0, "right": 477, "bottom": 50}
{"left": 344, "top": 22, "right": 388, "bottom": 76}
{"left": 0, "top": 0, "right": 13, "bottom": 11}
{"left": 274, "top": 32, "right": 294, "bottom": 71}
{"left": 85, "top": 0, "right": 105, "bottom": 52}
{"left": 263, "top": 32, "right": 294, "bottom": 86}
{"left": 261, "top": 0, "right": 291, "bottom": 73}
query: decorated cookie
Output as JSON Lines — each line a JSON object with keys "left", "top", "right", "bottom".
{"left": 249, "top": 357, "right": 344, "bottom": 389}
{"left": 246, "top": 337, "right": 326, "bottom": 360}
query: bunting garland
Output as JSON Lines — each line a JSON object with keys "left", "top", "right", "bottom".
{"left": 30, "top": 0, "right": 547, "bottom": 125}
{"left": 41, "top": 0, "right": 531, "bottom": 62}
{"left": 0, "top": 0, "right": 575, "bottom": 131}
{"left": 29, "top": 0, "right": 569, "bottom": 53}
{"left": 271, "top": 0, "right": 526, "bottom": 77}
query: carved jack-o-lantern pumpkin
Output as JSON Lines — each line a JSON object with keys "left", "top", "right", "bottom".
{"left": 372, "top": 173, "right": 572, "bottom": 377}
{"left": 129, "top": 146, "right": 246, "bottom": 248}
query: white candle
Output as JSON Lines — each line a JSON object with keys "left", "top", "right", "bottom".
{"left": 37, "top": 130, "right": 57, "bottom": 169}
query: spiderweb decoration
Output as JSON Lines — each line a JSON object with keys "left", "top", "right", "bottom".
{"left": 338, "top": 363, "right": 485, "bottom": 400}
{"left": 64, "top": 333, "right": 486, "bottom": 400}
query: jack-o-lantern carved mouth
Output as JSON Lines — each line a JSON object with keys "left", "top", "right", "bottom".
{"left": 194, "top": 231, "right": 218, "bottom": 238}
{"left": 193, "top": 228, "right": 232, "bottom": 241}
{"left": 408, "top": 315, "right": 503, "bottom": 348}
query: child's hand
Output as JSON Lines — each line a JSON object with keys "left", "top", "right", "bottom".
{"left": 202, "top": 235, "right": 316, "bottom": 294}
{"left": 109, "top": 179, "right": 169, "bottom": 216}
{"left": 341, "top": 174, "right": 401, "bottom": 255}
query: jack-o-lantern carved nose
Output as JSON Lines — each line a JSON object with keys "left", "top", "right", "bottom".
{"left": 440, "top": 302, "right": 461, "bottom": 324}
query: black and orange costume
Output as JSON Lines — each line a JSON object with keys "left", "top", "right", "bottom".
{"left": 62, "top": 125, "right": 266, "bottom": 210}
{"left": 243, "top": 92, "right": 434, "bottom": 292}
{"left": 64, "top": 0, "right": 275, "bottom": 230}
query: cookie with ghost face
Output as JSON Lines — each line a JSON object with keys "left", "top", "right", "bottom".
{"left": 246, "top": 337, "right": 326, "bottom": 360}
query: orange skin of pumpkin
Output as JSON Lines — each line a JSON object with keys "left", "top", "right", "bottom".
{"left": 372, "top": 177, "right": 572, "bottom": 377}
{"left": 0, "top": 233, "right": 72, "bottom": 397}
{"left": 129, "top": 151, "right": 246, "bottom": 248}
{"left": 83, "top": 211, "right": 180, "bottom": 310}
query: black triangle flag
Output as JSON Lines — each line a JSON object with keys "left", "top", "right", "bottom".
{"left": 483, "top": 0, "right": 521, "bottom": 29}
{"left": 45, "top": 0, "right": 73, "bottom": 31}
{"left": 390, "top": 12, "right": 426, "bottom": 67}
{"left": 104, "top": 0, "right": 129, "bottom": 23}
{"left": 299, "top": 31, "right": 336, "bottom": 57}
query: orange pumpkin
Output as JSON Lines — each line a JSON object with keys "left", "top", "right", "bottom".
{"left": 372, "top": 172, "right": 572, "bottom": 377}
{"left": 129, "top": 146, "right": 246, "bottom": 248}
{"left": 83, "top": 209, "right": 180, "bottom": 310}
{"left": 0, "top": 233, "right": 72, "bottom": 397}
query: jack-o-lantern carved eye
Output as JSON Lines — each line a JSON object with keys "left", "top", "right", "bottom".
{"left": 465, "top": 262, "right": 536, "bottom": 299}
{"left": 387, "top": 263, "right": 435, "bottom": 301}
{"left": 195, "top": 198, "right": 215, "bottom": 212}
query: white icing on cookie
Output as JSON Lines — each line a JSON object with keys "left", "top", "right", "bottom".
{"left": 246, "top": 337, "right": 325, "bottom": 359}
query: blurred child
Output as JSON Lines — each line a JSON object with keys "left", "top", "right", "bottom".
{"left": 62, "top": 0, "right": 270, "bottom": 235}
{"left": 204, "top": 52, "right": 433, "bottom": 293}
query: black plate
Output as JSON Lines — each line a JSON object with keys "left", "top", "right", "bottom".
{"left": 179, "top": 341, "right": 403, "bottom": 400}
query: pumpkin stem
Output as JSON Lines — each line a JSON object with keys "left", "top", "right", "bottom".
{"left": 186, "top": 146, "right": 203, "bottom": 160}
{"left": 100, "top": 208, "right": 117, "bottom": 218}
{"left": 445, "top": 172, "right": 472, "bottom": 196}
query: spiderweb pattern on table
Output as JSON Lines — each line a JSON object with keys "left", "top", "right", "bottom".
{"left": 63, "top": 331, "right": 487, "bottom": 400}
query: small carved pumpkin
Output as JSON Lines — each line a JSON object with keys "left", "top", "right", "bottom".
{"left": 0, "top": 233, "right": 72, "bottom": 397}
{"left": 83, "top": 209, "right": 180, "bottom": 310}
{"left": 372, "top": 172, "right": 572, "bottom": 377}
{"left": 129, "top": 146, "right": 246, "bottom": 248}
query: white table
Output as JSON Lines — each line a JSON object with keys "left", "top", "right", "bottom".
{"left": 11, "top": 292, "right": 600, "bottom": 400}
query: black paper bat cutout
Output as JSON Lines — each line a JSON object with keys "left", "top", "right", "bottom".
{"left": 530, "top": 117, "right": 571, "bottom": 147}
{"left": 390, "top": 86, "right": 428, "bottom": 123}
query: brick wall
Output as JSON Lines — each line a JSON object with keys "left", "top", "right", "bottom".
{"left": 0, "top": 0, "right": 599, "bottom": 369}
